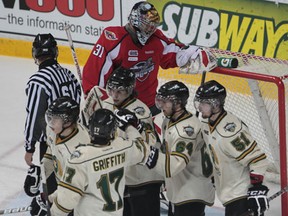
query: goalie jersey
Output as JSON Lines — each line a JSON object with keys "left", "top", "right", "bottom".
{"left": 50, "top": 126, "right": 149, "bottom": 216}
{"left": 201, "top": 111, "right": 268, "bottom": 205}
{"left": 42, "top": 124, "right": 90, "bottom": 182}
{"left": 82, "top": 26, "right": 183, "bottom": 108}
{"left": 153, "top": 111, "right": 215, "bottom": 205}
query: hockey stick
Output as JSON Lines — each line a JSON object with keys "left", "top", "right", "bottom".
{"left": 40, "top": 163, "right": 51, "bottom": 216}
{"left": 0, "top": 206, "right": 31, "bottom": 215}
{"left": 64, "top": 24, "right": 82, "bottom": 84}
{"left": 240, "top": 186, "right": 288, "bottom": 216}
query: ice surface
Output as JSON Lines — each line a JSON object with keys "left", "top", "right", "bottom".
{"left": 0, "top": 56, "right": 282, "bottom": 215}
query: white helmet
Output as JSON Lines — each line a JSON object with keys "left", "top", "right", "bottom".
{"left": 128, "top": 2, "right": 160, "bottom": 45}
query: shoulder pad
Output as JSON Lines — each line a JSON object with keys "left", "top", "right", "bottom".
{"left": 216, "top": 113, "right": 243, "bottom": 137}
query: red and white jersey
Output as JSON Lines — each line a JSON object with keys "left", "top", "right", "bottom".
{"left": 153, "top": 112, "right": 215, "bottom": 205}
{"left": 82, "top": 26, "right": 183, "bottom": 108}
{"left": 42, "top": 124, "right": 90, "bottom": 182}
{"left": 201, "top": 111, "right": 268, "bottom": 205}
{"left": 50, "top": 126, "right": 149, "bottom": 216}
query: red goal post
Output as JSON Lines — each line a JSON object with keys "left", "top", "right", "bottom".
{"left": 158, "top": 48, "right": 288, "bottom": 215}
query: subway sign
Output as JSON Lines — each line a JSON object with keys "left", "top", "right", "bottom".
{"left": 158, "top": 2, "right": 288, "bottom": 58}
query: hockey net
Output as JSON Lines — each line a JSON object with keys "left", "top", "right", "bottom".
{"left": 158, "top": 48, "right": 288, "bottom": 214}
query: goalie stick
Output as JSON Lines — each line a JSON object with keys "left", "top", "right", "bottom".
{"left": 240, "top": 186, "right": 288, "bottom": 216}
{"left": 64, "top": 24, "right": 82, "bottom": 85}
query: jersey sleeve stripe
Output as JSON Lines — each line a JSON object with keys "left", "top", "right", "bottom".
{"left": 247, "top": 153, "right": 267, "bottom": 166}
{"left": 58, "top": 181, "right": 84, "bottom": 196}
{"left": 171, "top": 152, "right": 189, "bottom": 164}
{"left": 54, "top": 197, "right": 73, "bottom": 213}
{"left": 43, "top": 153, "right": 52, "bottom": 160}
{"left": 236, "top": 141, "right": 257, "bottom": 161}
{"left": 165, "top": 152, "right": 171, "bottom": 178}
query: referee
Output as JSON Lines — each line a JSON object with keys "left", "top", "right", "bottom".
{"left": 24, "top": 33, "right": 81, "bottom": 194}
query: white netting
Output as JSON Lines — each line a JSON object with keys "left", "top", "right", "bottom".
{"left": 158, "top": 48, "right": 288, "bottom": 185}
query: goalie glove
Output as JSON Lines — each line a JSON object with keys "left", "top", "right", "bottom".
{"left": 30, "top": 193, "right": 48, "bottom": 216}
{"left": 177, "top": 46, "right": 217, "bottom": 74}
{"left": 247, "top": 173, "right": 269, "bottom": 216}
{"left": 114, "top": 108, "right": 144, "bottom": 132}
{"left": 24, "top": 165, "right": 41, "bottom": 197}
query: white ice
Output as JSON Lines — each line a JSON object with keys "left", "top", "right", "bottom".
{"left": 0, "top": 55, "right": 282, "bottom": 215}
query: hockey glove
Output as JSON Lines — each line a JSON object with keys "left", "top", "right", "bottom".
{"left": 30, "top": 194, "right": 48, "bottom": 216}
{"left": 24, "top": 165, "right": 41, "bottom": 197}
{"left": 247, "top": 173, "right": 269, "bottom": 215}
{"left": 114, "top": 108, "right": 143, "bottom": 132}
{"left": 177, "top": 46, "right": 217, "bottom": 74}
{"left": 146, "top": 146, "right": 159, "bottom": 169}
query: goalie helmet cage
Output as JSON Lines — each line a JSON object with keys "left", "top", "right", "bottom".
{"left": 158, "top": 48, "right": 288, "bottom": 215}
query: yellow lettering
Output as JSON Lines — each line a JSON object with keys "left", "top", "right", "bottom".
{"left": 219, "top": 13, "right": 251, "bottom": 51}
{"left": 265, "top": 21, "right": 288, "bottom": 58}
{"left": 242, "top": 19, "right": 265, "bottom": 55}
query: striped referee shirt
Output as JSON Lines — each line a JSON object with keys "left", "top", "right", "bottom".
{"left": 24, "top": 59, "right": 81, "bottom": 153}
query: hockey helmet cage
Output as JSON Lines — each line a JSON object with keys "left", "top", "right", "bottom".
{"left": 45, "top": 96, "right": 80, "bottom": 125}
{"left": 194, "top": 80, "right": 227, "bottom": 108}
{"left": 156, "top": 80, "right": 189, "bottom": 108}
{"left": 32, "top": 33, "right": 58, "bottom": 59}
{"left": 107, "top": 67, "right": 136, "bottom": 95}
{"left": 89, "top": 109, "right": 117, "bottom": 145}
{"left": 128, "top": 1, "right": 160, "bottom": 45}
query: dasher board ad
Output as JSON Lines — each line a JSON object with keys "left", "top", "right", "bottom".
{"left": 0, "top": 0, "right": 139, "bottom": 46}
{"left": 149, "top": 0, "right": 288, "bottom": 59}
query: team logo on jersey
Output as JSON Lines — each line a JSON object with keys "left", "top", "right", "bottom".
{"left": 130, "top": 58, "right": 154, "bottom": 82}
{"left": 183, "top": 126, "right": 194, "bottom": 136}
{"left": 104, "top": 30, "right": 118, "bottom": 40}
{"left": 224, "top": 122, "right": 236, "bottom": 132}
{"left": 134, "top": 106, "right": 145, "bottom": 116}
{"left": 70, "top": 150, "right": 82, "bottom": 159}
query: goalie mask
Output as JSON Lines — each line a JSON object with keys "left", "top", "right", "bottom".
{"left": 156, "top": 80, "right": 189, "bottom": 116}
{"left": 128, "top": 1, "right": 160, "bottom": 45}
{"left": 45, "top": 96, "right": 79, "bottom": 132}
{"left": 32, "top": 33, "right": 58, "bottom": 64}
{"left": 194, "top": 80, "right": 226, "bottom": 115}
{"left": 89, "top": 109, "right": 117, "bottom": 145}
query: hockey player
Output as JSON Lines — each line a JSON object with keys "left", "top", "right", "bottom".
{"left": 26, "top": 96, "right": 90, "bottom": 216}
{"left": 24, "top": 33, "right": 81, "bottom": 194}
{"left": 82, "top": 1, "right": 216, "bottom": 116}
{"left": 145, "top": 80, "right": 215, "bottom": 216}
{"left": 82, "top": 66, "right": 164, "bottom": 216}
{"left": 194, "top": 80, "right": 269, "bottom": 216}
{"left": 47, "top": 108, "right": 149, "bottom": 215}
